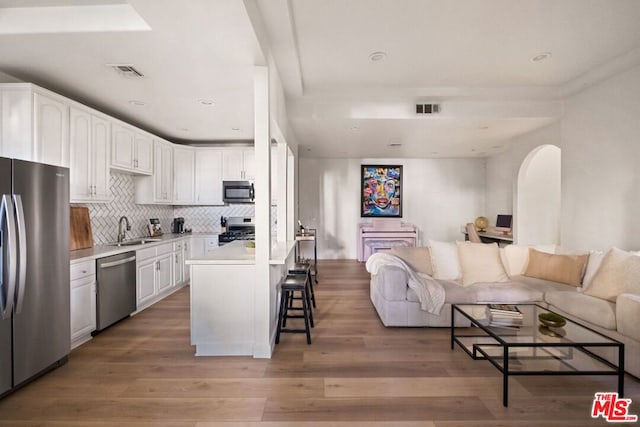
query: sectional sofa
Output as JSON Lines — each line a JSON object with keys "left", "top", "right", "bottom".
{"left": 366, "top": 241, "right": 640, "bottom": 378}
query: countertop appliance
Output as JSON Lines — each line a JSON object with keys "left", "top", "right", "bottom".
{"left": 218, "top": 216, "right": 255, "bottom": 245}
{"left": 222, "top": 180, "right": 254, "bottom": 204}
{"left": 172, "top": 217, "right": 185, "bottom": 234}
{"left": 95, "top": 252, "right": 137, "bottom": 332}
{"left": 1, "top": 157, "right": 70, "bottom": 398}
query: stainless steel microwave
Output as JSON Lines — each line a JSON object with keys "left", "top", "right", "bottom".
{"left": 222, "top": 180, "right": 254, "bottom": 203}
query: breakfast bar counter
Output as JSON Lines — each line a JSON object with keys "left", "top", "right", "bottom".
{"left": 186, "top": 239, "right": 297, "bottom": 357}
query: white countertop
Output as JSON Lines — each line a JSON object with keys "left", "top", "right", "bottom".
{"left": 186, "top": 239, "right": 297, "bottom": 266}
{"left": 70, "top": 232, "right": 219, "bottom": 263}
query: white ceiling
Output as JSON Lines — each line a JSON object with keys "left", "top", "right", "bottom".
{"left": 0, "top": 0, "right": 263, "bottom": 142}
{"left": 1, "top": 1, "right": 640, "bottom": 158}
{"left": 258, "top": 0, "right": 640, "bottom": 158}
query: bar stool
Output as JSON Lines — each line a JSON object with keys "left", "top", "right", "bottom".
{"left": 276, "top": 274, "right": 312, "bottom": 345}
{"left": 288, "top": 262, "right": 316, "bottom": 308}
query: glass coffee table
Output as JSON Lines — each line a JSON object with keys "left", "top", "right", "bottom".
{"left": 451, "top": 303, "right": 624, "bottom": 407}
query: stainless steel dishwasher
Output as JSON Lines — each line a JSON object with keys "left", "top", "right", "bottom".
{"left": 95, "top": 251, "right": 137, "bottom": 331}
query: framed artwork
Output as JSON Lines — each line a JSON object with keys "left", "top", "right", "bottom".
{"left": 361, "top": 164, "right": 403, "bottom": 217}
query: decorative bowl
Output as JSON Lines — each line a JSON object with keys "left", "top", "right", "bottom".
{"left": 538, "top": 312, "right": 566, "bottom": 328}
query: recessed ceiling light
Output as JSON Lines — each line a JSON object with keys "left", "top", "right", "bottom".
{"left": 368, "top": 51, "right": 387, "bottom": 62}
{"left": 430, "top": 151, "right": 439, "bottom": 155}
{"left": 198, "top": 99, "right": 215, "bottom": 106}
{"left": 128, "top": 100, "right": 146, "bottom": 106}
{"left": 349, "top": 125, "right": 360, "bottom": 131}
{"left": 531, "top": 52, "right": 552, "bottom": 63}
{"left": 388, "top": 143, "right": 402, "bottom": 148}
{"left": 231, "top": 127, "right": 241, "bottom": 131}
{"left": 306, "top": 148, "right": 312, "bottom": 152}
{"left": 492, "top": 145, "right": 502, "bottom": 149}
{"left": 179, "top": 127, "right": 189, "bottom": 132}
{"left": 479, "top": 125, "right": 489, "bottom": 130}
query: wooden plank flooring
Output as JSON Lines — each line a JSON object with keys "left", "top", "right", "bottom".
{"left": 1, "top": 259, "right": 638, "bottom": 426}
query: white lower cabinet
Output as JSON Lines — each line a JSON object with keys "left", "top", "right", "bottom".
{"left": 136, "top": 243, "right": 177, "bottom": 311}
{"left": 70, "top": 260, "right": 96, "bottom": 348}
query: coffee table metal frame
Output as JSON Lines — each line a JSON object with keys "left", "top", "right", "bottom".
{"left": 451, "top": 303, "right": 624, "bottom": 407}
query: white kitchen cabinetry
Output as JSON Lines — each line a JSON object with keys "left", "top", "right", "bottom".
{"left": 222, "top": 148, "right": 255, "bottom": 180}
{"left": 173, "top": 240, "right": 185, "bottom": 285}
{"left": 189, "top": 235, "right": 218, "bottom": 259}
{"left": 111, "top": 123, "right": 153, "bottom": 175}
{"left": 69, "top": 107, "right": 110, "bottom": 202}
{"left": 33, "top": 92, "right": 69, "bottom": 168}
{"left": 70, "top": 260, "right": 96, "bottom": 348}
{"left": 0, "top": 84, "right": 69, "bottom": 168}
{"left": 194, "top": 148, "right": 223, "bottom": 205}
{"left": 134, "top": 139, "right": 173, "bottom": 204}
{"left": 173, "top": 146, "right": 195, "bottom": 204}
{"left": 136, "top": 243, "right": 176, "bottom": 311}
{"left": 182, "top": 239, "right": 191, "bottom": 283}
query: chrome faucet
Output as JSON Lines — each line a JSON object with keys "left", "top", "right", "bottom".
{"left": 117, "top": 216, "right": 131, "bottom": 243}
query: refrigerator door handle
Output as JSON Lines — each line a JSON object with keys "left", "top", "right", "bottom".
{"left": 0, "top": 194, "right": 17, "bottom": 319}
{"left": 13, "top": 194, "right": 27, "bottom": 314}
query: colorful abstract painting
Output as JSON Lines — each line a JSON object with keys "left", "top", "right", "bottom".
{"left": 361, "top": 165, "right": 402, "bottom": 217}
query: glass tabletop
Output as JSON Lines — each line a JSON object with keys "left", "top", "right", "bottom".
{"left": 454, "top": 304, "right": 620, "bottom": 346}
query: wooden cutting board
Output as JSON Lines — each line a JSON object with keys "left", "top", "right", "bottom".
{"left": 70, "top": 207, "right": 94, "bottom": 250}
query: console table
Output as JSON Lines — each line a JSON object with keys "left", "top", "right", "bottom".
{"left": 463, "top": 230, "right": 513, "bottom": 246}
{"left": 357, "top": 220, "right": 418, "bottom": 262}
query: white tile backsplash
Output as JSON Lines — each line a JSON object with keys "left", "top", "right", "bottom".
{"left": 74, "top": 173, "right": 277, "bottom": 245}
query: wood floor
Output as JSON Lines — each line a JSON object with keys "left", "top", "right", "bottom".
{"left": 1, "top": 260, "right": 638, "bottom": 426}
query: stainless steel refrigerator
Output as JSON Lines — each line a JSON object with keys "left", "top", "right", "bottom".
{"left": 1, "top": 157, "right": 70, "bottom": 397}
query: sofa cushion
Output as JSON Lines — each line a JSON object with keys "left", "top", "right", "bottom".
{"left": 503, "top": 245, "right": 530, "bottom": 277}
{"left": 471, "top": 281, "right": 544, "bottom": 303}
{"left": 616, "top": 293, "right": 640, "bottom": 342}
{"left": 545, "top": 291, "right": 617, "bottom": 330}
{"left": 406, "top": 279, "right": 476, "bottom": 304}
{"left": 388, "top": 246, "right": 433, "bottom": 276}
{"left": 456, "top": 241, "right": 509, "bottom": 286}
{"left": 428, "top": 240, "right": 461, "bottom": 281}
{"left": 582, "top": 250, "right": 606, "bottom": 290}
{"left": 523, "top": 249, "right": 588, "bottom": 287}
{"left": 511, "top": 275, "right": 577, "bottom": 294}
{"left": 585, "top": 247, "right": 640, "bottom": 302}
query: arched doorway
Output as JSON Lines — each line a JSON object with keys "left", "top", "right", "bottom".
{"left": 515, "top": 145, "right": 561, "bottom": 246}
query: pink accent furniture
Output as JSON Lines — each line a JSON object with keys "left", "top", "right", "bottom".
{"left": 357, "top": 220, "right": 418, "bottom": 262}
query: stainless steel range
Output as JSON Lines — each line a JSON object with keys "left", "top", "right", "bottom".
{"left": 218, "top": 217, "right": 255, "bottom": 245}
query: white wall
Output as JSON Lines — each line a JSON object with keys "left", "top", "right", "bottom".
{"left": 516, "top": 145, "right": 561, "bottom": 245}
{"left": 299, "top": 157, "right": 486, "bottom": 259}
{"left": 560, "top": 64, "right": 640, "bottom": 251}
{"left": 485, "top": 63, "right": 640, "bottom": 251}
{"left": 485, "top": 123, "right": 561, "bottom": 226}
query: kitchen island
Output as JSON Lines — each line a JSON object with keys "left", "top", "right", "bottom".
{"left": 186, "top": 239, "right": 297, "bottom": 357}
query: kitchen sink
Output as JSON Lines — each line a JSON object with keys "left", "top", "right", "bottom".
{"left": 107, "top": 238, "right": 162, "bottom": 247}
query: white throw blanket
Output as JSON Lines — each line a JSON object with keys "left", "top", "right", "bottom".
{"left": 366, "top": 253, "right": 445, "bottom": 315}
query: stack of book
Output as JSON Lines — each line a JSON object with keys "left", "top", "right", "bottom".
{"left": 486, "top": 304, "right": 523, "bottom": 328}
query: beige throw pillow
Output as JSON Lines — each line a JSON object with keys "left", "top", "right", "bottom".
{"left": 388, "top": 246, "right": 433, "bottom": 276}
{"left": 523, "top": 249, "right": 588, "bottom": 287}
{"left": 456, "top": 241, "right": 509, "bottom": 286}
{"left": 428, "top": 240, "right": 461, "bottom": 281}
{"left": 584, "top": 248, "right": 640, "bottom": 301}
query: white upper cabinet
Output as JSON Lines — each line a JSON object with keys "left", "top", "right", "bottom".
{"left": 135, "top": 139, "right": 173, "bottom": 204}
{"left": 111, "top": 123, "right": 153, "bottom": 175}
{"left": 69, "top": 107, "right": 110, "bottom": 203}
{"left": 173, "top": 146, "right": 195, "bottom": 204}
{"left": 222, "top": 148, "right": 255, "bottom": 180}
{"left": 33, "top": 92, "right": 69, "bottom": 167}
{"left": 195, "top": 148, "right": 223, "bottom": 205}
{"left": 0, "top": 85, "right": 69, "bottom": 168}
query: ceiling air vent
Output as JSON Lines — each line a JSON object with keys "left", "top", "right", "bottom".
{"left": 416, "top": 103, "right": 440, "bottom": 114}
{"left": 107, "top": 64, "right": 145, "bottom": 78}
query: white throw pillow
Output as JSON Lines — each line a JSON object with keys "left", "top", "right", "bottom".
{"left": 428, "top": 240, "right": 461, "bottom": 281}
{"left": 503, "top": 245, "right": 530, "bottom": 277}
{"left": 456, "top": 241, "right": 509, "bottom": 286}
{"left": 584, "top": 248, "right": 640, "bottom": 302}
{"left": 581, "top": 250, "right": 605, "bottom": 290}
